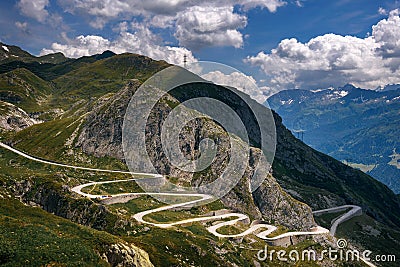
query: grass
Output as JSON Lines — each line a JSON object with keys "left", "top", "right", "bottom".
{"left": 314, "top": 209, "right": 350, "bottom": 229}
{"left": 265, "top": 225, "right": 289, "bottom": 238}
{"left": 110, "top": 196, "right": 165, "bottom": 215}
{"left": 11, "top": 116, "right": 79, "bottom": 158}
{"left": 215, "top": 224, "right": 246, "bottom": 236}
{"left": 0, "top": 197, "right": 116, "bottom": 267}
{"left": 0, "top": 129, "right": 363, "bottom": 267}
{"left": 81, "top": 180, "right": 144, "bottom": 195}
{"left": 336, "top": 213, "right": 400, "bottom": 267}
{"left": 52, "top": 53, "right": 168, "bottom": 104}
{"left": 143, "top": 209, "right": 203, "bottom": 224}
{"left": 0, "top": 68, "right": 53, "bottom": 113}
{"left": 5, "top": 115, "right": 130, "bottom": 171}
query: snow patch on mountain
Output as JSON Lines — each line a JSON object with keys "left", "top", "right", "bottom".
{"left": 310, "top": 88, "right": 328, "bottom": 93}
{"left": 335, "top": 90, "right": 349, "bottom": 97}
{"left": 377, "top": 84, "right": 400, "bottom": 92}
{"left": 280, "top": 99, "right": 294, "bottom": 105}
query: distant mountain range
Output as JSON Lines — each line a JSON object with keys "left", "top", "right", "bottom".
{"left": 376, "top": 83, "right": 400, "bottom": 92}
{"left": 267, "top": 84, "right": 400, "bottom": 193}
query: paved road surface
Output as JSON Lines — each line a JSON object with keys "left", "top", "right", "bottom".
{"left": 313, "top": 205, "right": 362, "bottom": 236}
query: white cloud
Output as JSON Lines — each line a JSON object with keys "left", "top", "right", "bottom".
{"left": 17, "top": 0, "right": 49, "bottom": 23}
{"left": 61, "top": 0, "right": 129, "bottom": 17}
{"left": 378, "top": 7, "right": 388, "bottom": 15}
{"left": 59, "top": 0, "right": 286, "bottom": 18}
{"left": 201, "top": 70, "right": 273, "bottom": 103}
{"left": 40, "top": 25, "right": 196, "bottom": 66}
{"left": 41, "top": 35, "right": 111, "bottom": 58}
{"left": 15, "top": 21, "right": 29, "bottom": 33}
{"left": 245, "top": 9, "right": 400, "bottom": 91}
{"left": 373, "top": 9, "right": 400, "bottom": 58}
{"left": 58, "top": 0, "right": 287, "bottom": 49}
{"left": 239, "top": 0, "right": 286, "bottom": 12}
{"left": 294, "top": 0, "right": 303, "bottom": 8}
{"left": 174, "top": 6, "right": 247, "bottom": 49}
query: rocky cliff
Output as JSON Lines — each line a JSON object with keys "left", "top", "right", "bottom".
{"left": 75, "top": 80, "right": 315, "bottom": 230}
{"left": 75, "top": 79, "right": 141, "bottom": 160}
{"left": 0, "top": 101, "right": 40, "bottom": 132}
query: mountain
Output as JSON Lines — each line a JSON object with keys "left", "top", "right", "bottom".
{"left": 0, "top": 42, "right": 36, "bottom": 63}
{"left": 377, "top": 84, "right": 400, "bottom": 92}
{"left": 1, "top": 43, "right": 400, "bottom": 266}
{"left": 0, "top": 42, "right": 68, "bottom": 64}
{"left": 267, "top": 84, "right": 400, "bottom": 194}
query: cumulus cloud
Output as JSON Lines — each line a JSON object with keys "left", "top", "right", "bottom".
{"left": 239, "top": 0, "right": 286, "bottom": 12}
{"left": 61, "top": 0, "right": 129, "bottom": 17}
{"left": 201, "top": 70, "right": 274, "bottom": 103}
{"left": 17, "top": 0, "right": 49, "bottom": 22}
{"left": 245, "top": 9, "right": 400, "bottom": 91}
{"left": 40, "top": 24, "right": 196, "bottom": 66}
{"left": 57, "top": 0, "right": 287, "bottom": 49}
{"left": 175, "top": 6, "right": 247, "bottom": 49}
{"left": 373, "top": 9, "right": 400, "bottom": 58}
{"left": 59, "top": 0, "right": 286, "bottom": 18}
{"left": 41, "top": 35, "right": 110, "bottom": 58}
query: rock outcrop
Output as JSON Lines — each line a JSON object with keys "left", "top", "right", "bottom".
{"left": 9, "top": 177, "right": 155, "bottom": 267}
{"left": 102, "top": 243, "right": 154, "bottom": 267}
{"left": 75, "top": 79, "right": 141, "bottom": 160}
{"left": 12, "top": 178, "right": 117, "bottom": 231}
{"left": 0, "top": 101, "right": 40, "bottom": 131}
{"left": 75, "top": 80, "right": 316, "bottom": 230}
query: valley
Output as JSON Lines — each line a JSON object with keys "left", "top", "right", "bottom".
{"left": 267, "top": 85, "right": 400, "bottom": 194}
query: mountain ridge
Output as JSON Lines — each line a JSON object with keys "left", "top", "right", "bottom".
{"left": 267, "top": 84, "right": 400, "bottom": 194}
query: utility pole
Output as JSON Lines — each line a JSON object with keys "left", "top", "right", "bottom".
{"left": 293, "top": 129, "right": 305, "bottom": 141}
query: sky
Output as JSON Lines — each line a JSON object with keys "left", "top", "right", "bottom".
{"left": 1, "top": 0, "right": 400, "bottom": 102}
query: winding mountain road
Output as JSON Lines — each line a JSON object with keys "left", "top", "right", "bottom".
{"left": 71, "top": 179, "right": 329, "bottom": 240}
{"left": 1, "top": 142, "right": 374, "bottom": 266}
{"left": 313, "top": 205, "right": 362, "bottom": 236}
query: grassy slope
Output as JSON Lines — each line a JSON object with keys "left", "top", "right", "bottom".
{"left": 273, "top": 114, "right": 400, "bottom": 265}
{"left": 0, "top": 146, "right": 148, "bottom": 266}
{"left": 52, "top": 53, "right": 169, "bottom": 102}
{"left": 0, "top": 51, "right": 169, "bottom": 112}
{"left": 336, "top": 214, "right": 400, "bottom": 267}
{"left": 273, "top": 113, "right": 400, "bottom": 229}
{"left": 0, "top": 68, "right": 53, "bottom": 113}
{"left": 0, "top": 198, "right": 112, "bottom": 267}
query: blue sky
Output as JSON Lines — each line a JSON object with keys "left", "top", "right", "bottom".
{"left": 1, "top": 0, "right": 400, "bottom": 101}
